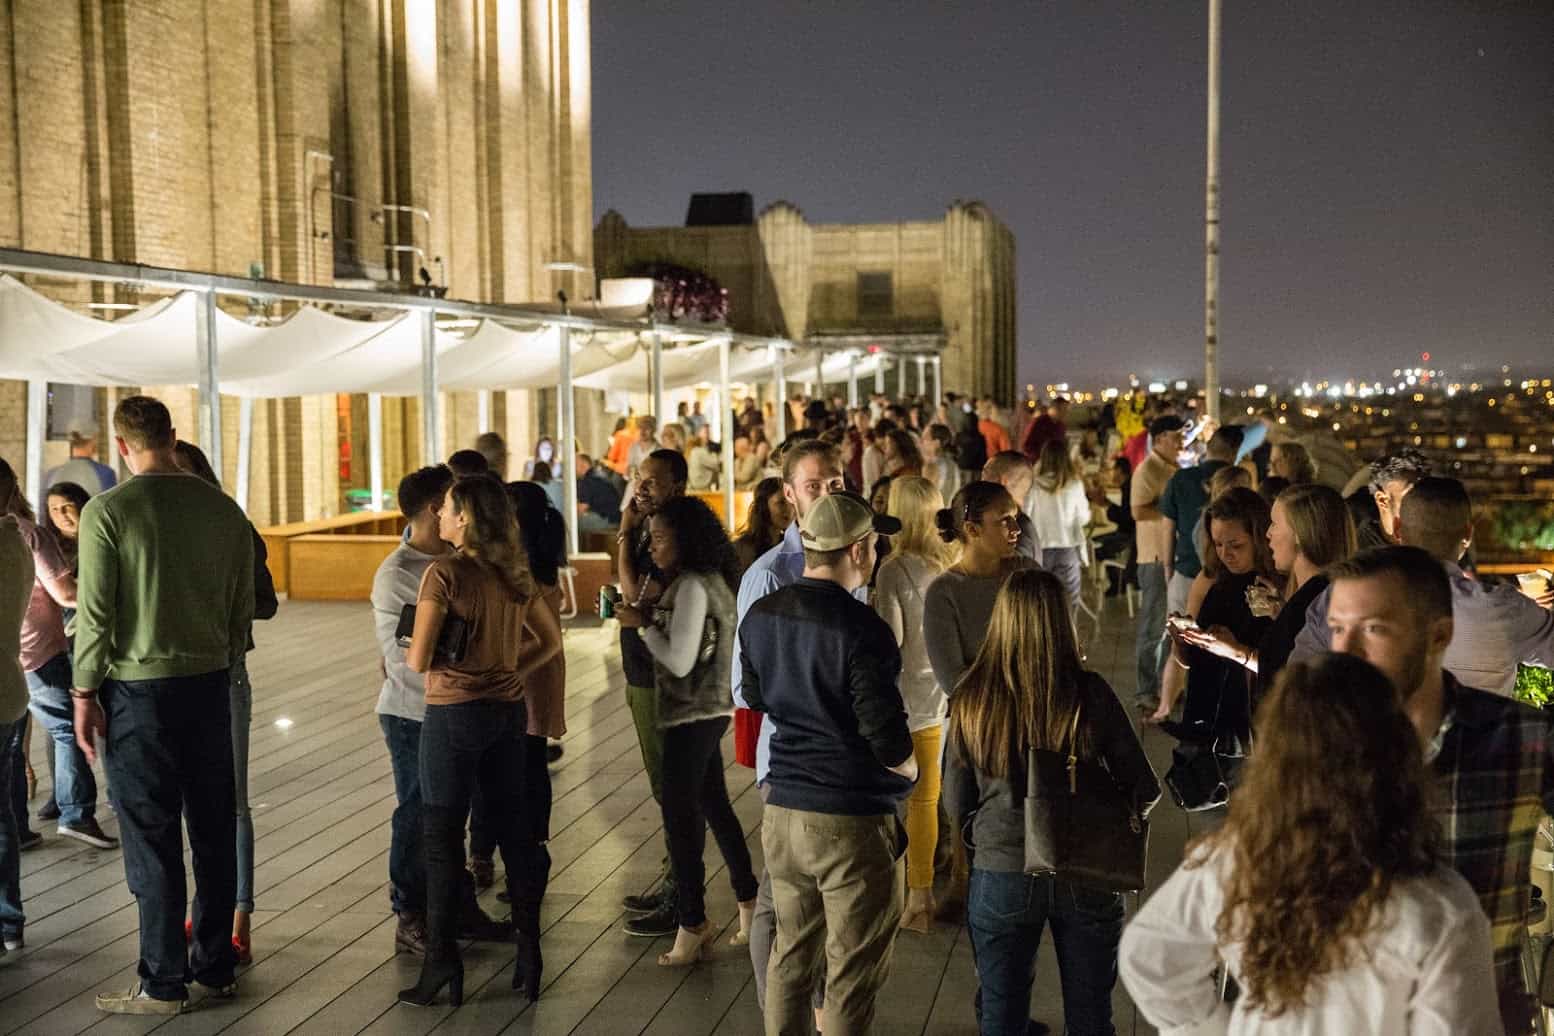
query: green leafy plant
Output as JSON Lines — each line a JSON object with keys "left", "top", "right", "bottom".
{"left": 1492, "top": 501, "right": 1554, "bottom": 553}
{"left": 1516, "top": 664, "right": 1554, "bottom": 709}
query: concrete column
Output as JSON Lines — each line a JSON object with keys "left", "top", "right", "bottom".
{"left": 236, "top": 397, "right": 254, "bottom": 511}
{"left": 195, "top": 291, "right": 223, "bottom": 480}
{"left": 559, "top": 324, "right": 579, "bottom": 556}
{"left": 420, "top": 309, "right": 440, "bottom": 464}
{"left": 773, "top": 346, "right": 788, "bottom": 441}
{"left": 368, "top": 393, "right": 385, "bottom": 511}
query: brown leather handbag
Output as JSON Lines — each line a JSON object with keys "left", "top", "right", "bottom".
{"left": 1023, "top": 700, "right": 1150, "bottom": 893}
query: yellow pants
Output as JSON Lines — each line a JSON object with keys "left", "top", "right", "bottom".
{"left": 905, "top": 724, "right": 943, "bottom": 890}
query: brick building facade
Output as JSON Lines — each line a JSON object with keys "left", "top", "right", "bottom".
{"left": 594, "top": 198, "right": 1017, "bottom": 404}
{"left": 0, "top": 0, "right": 593, "bottom": 522}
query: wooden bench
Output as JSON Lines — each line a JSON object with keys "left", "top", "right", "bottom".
{"left": 258, "top": 512, "right": 404, "bottom": 593}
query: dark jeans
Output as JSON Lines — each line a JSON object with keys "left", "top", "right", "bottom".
{"left": 26, "top": 651, "right": 97, "bottom": 826}
{"left": 380, "top": 714, "right": 425, "bottom": 916}
{"left": 103, "top": 672, "right": 237, "bottom": 1001}
{"left": 5, "top": 714, "right": 30, "bottom": 845}
{"left": 967, "top": 869, "right": 1123, "bottom": 1036}
{"left": 660, "top": 716, "right": 758, "bottom": 927}
{"left": 0, "top": 717, "right": 23, "bottom": 940}
{"left": 419, "top": 699, "right": 548, "bottom": 963}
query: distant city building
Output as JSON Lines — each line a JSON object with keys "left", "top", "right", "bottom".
{"left": 595, "top": 194, "right": 1017, "bottom": 403}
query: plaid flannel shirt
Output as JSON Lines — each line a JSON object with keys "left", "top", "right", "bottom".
{"left": 1427, "top": 672, "right": 1554, "bottom": 990}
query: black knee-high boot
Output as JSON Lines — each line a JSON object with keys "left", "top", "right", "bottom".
{"left": 509, "top": 843, "right": 550, "bottom": 1001}
{"left": 400, "top": 805, "right": 464, "bottom": 1007}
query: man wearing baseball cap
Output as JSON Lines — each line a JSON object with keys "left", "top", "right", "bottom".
{"left": 739, "top": 491, "right": 917, "bottom": 1035}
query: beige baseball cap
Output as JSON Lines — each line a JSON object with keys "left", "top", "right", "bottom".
{"left": 798, "top": 491, "right": 901, "bottom": 552}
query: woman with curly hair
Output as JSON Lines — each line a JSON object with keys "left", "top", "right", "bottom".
{"left": 1122, "top": 653, "right": 1498, "bottom": 1033}
{"left": 616, "top": 495, "right": 758, "bottom": 966}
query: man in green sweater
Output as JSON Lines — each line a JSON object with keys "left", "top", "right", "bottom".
{"left": 71, "top": 395, "right": 254, "bottom": 1015}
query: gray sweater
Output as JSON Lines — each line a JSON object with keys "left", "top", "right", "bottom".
{"left": 944, "top": 671, "right": 1160, "bottom": 874}
{"left": 923, "top": 557, "right": 1038, "bottom": 697}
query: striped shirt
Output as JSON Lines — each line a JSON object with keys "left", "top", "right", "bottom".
{"left": 1428, "top": 673, "right": 1554, "bottom": 990}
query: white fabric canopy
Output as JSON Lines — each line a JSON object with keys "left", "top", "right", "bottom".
{"left": 0, "top": 274, "right": 644, "bottom": 397}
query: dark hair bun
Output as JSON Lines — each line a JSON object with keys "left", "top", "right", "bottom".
{"left": 935, "top": 507, "right": 957, "bottom": 543}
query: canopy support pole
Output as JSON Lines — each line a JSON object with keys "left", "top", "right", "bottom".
{"left": 420, "top": 309, "right": 440, "bottom": 464}
{"left": 559, "top": 323, "right": 579, "bottom": 557}
{"left": 477, "top": 390, "right": 491, "bottom": 435}
{"left": 368, "top": 393, "right": 385, "bottom": 511}
{"left": 25, "top": 379, "right": 45, "bottom": 510}
{"left": 236, "top": 397, "right": 253, "bottom": 511}
{"left": 917, "top": 356, "right": 927, "bottom": 397}
{"left": 874, "top": 361, "right": 885, "bottom": 394}
{"left": 814, "top": 351, "right": 824, "bottom": 403}
{"left": 773, "top": 346, "right": 787, "bottom": 442}
{"left": 650, "top": 332, "right": 664, "bottom": 424}
{"left": 898, "top": 351, "right": 908, "bottom": 400}
{"left": 847, "top": 354, "right": 858, "bottom": 408}
{"left": 196, "top": 290, "right": 223, "bottom": 480}
{"left": 720, "top": 337, "right": 734, "bottom": 530}
{"left": 932, "top": 356, "right": 943, "bottom": 408}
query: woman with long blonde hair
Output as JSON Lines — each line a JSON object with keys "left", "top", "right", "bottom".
{"left": 873, "top": 476, "right": 958, "bottom": 932}
{"left": 945, "top": 568, "right": 1158, "bottom": 1036}
{"left": 1122, "top": 654, "right": 1498, "bottom": 1033}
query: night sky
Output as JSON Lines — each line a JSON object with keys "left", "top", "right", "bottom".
{"left": 591, "top": 2, "right": 1554, "bottom": 388}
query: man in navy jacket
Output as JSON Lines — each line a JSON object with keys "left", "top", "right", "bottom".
{"left": 741, "top": 491, "right": 915, "bottom": 1036}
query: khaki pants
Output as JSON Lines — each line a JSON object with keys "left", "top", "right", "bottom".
{"left": 762, "top": 804, "right": 904, "bottom": 1036}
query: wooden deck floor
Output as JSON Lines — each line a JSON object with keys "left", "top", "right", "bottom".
{"left": 4, "top": 594, "right": 1191, "bottom": 1035}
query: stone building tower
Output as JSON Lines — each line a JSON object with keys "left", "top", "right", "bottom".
{"left": 0, "top": 0, "right": 593, "bottom": 523}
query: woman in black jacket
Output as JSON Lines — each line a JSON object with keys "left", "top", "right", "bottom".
{"left": 945, "top": 569, "right": 1159, "bottom": 1036}
{"left": 172, "top": 441, "right": 276, "bottom": 964}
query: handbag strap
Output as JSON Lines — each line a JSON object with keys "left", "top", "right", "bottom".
{"left": 1064, "top": 699, "right": 1083, "bottom": 793}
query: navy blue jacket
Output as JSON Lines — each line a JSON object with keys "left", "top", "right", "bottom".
{"left": 739, "top": 577, "right": 914, "bottom": 816}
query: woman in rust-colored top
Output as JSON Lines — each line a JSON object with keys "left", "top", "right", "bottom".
{"left": 400, "top": 476, "right": 562, "bottom": 1009}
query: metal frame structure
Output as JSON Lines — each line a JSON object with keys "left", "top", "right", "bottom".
{"left": 0, "top": 246, "right": 800, "bottom": 555}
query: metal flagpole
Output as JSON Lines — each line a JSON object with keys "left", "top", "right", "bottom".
{"left": 1204, "top": 0, "right": 1222, "bottom": 423}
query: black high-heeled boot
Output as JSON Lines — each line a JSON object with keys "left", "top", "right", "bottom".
{"left": 509, "top": 844, "right": 550, "bottom": 1001}
{"left": 398, "top": 957, "right": 464, "bottom": 1007}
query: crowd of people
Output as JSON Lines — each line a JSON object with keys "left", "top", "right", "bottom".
{"left": 3, "top": 386, "right": 1554, "bottom": 1034}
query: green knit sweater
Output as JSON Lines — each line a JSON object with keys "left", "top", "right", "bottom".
{"left": 73, "top": 472, "right": 254, "bottom": 690}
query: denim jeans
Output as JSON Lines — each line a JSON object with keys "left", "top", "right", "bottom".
{"left": 26, "top": 652, "right": 97, "bottom": 826}
{"left": 379, "top": 714, "right": 426, "bottom": 916}
{"left": 967, "top": 869, "right": 1124, "bottom": 1036}
{"left": 469, "top": 702, "right": 551, "bottom": 860}
{"left": 1041, "top": 548, "right": 1083, "bottom": 610}
{"left": 0, "top": 717, "right": 24, "bottom": 941}
{"left": 6, "top": 714, "right": 29, "bottom": 844}
{"left": 103, "top": 671, "right": 237, "bottom": 1001}
{"left": 419, "top": 699, "right": 548, "bottom": 963}
{"left": 1134, "top": 562, "right": 1167, "bottom": 704}
{"left": 229, "top": 658, "right": 254, "bottom": 913}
